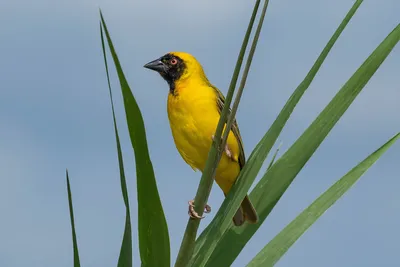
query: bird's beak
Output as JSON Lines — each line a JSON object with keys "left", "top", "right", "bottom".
{"left": 144, "top": 58, "right": 167, "bottom": 73}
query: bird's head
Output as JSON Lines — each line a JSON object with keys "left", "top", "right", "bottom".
{"left": 144, "top": 52, "right": 207, "bottom": 89}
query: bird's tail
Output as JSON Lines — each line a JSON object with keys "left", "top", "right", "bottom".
{"left": 232, "top": 195, "right": 259, "bottom": 226}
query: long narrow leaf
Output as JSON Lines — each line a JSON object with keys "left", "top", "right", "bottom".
{"left": 267, "top": 142, "right": 282, "bottom": 171}
{"left": 100, "top": 23, "right": 132, "bottom": 267}
{"left": 66, "top": 170, "right": 81, "bottom": 267}
{"left": 194, "top": 1, "right": 364, "bottom": 266}
{"left": 175, "top": 0, "right": 262, "bottom": 266}
{"left": 247, "top": 133, "right": 400, "bottom": 267}
{"left": 205, "top": 21, "right": 400, "bottom": 267}
{"left": 189, "top": 0, "right": 271, "bottom": 266}
{"left": 100, "top": 11, "right": 170, "bottom": 267}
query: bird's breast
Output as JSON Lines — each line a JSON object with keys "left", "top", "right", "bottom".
{"left": 167, "top": 86, "right": 219, "bottom": 170}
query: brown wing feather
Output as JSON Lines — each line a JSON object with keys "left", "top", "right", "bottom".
{"left": 211, "top": 85, "right": 246, "bottom": 169}
{"left": 210, "top": 84, "right": 259, "bottom": 225}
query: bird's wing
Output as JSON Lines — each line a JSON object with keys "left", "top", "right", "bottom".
{"left": 211, "top": 85, "right": 246, "bottom": 169}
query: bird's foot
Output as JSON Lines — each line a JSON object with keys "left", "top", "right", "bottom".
{"left": 188, "top": 200, "right": 211, "bottom": 219}
{"left": 212, "top": 135, "right": 232, "bottom": 159}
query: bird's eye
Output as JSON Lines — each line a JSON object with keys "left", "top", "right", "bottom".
{"left": 170, "top": 58, "right": 178, "bottom": 65}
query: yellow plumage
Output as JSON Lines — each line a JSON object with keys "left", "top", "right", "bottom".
{"left": 144, "top": 51, "right": 258, "bottom": 226}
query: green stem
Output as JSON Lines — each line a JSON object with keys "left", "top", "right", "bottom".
{"left": 174, "top": 1, "right": 262, "bottom": 266}
{"left": 222, "top": 0, "right": 270, "bottom": 151}
{"left": 188, "top": 0, "right": 270, "bottom": 265}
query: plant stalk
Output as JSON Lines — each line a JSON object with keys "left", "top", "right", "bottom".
{"left": 188, "top": 0, "right": 271, "bottom": 265}
{"left": 174, "top": 1, "right": 262, "bottom": 266}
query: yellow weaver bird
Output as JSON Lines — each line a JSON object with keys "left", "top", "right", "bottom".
{"left": 144, "top": 52, "right": 258, "bottom": 226}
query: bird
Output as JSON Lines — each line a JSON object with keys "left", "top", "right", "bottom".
{"left": 144, "top": 52, "right": 258, "bottom": 226}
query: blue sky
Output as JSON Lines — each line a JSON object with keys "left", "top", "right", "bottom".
{"left": 0, "top": 0, "right": 399, "bottom": 266}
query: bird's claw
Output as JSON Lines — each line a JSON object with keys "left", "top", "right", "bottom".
{"left": 212, "top": 135, "right": 232, "bottom": 159}
{"left": 188, "top": 200, "right": 211, "bottom": 219}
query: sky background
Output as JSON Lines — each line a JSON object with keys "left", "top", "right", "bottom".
{"left": 0, "top": 0, "right": 399, "bottom": 266}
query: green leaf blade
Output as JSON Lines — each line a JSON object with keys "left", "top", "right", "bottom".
{"left": 251, "top": 20, "right": 400, "bottom": 226}
{"left": 66, "top": 170, "right": 81, "bottom": 267}
{"left": 204, "top": 20, "right": 400, "bottom": 267}
{"left": 194, "top": 1, "right": 365, "bottom": 266}
{"left": 100, "top": 22, "right": 132, "bottom": 267}
{"left": 100, "top": 11, "right": 170, "bottom": 267}
{"left": 190, "top": 0, "right": 271, "bottom": 265}
{"left": 175, "top": 0, "right": 263, "bottom": 266}
{"left": 247, "top": 133, "right": 400, "bottom": 267}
